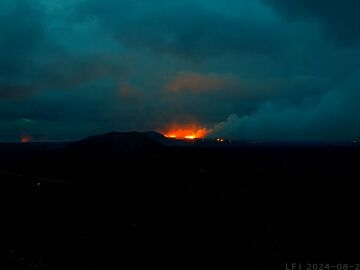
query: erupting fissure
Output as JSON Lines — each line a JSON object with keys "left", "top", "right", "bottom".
{"left": 162, "top": 124, "right": 210, "bottom": 140}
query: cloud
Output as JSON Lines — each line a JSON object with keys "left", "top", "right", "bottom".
{"left": 0, "top": 0, "right": 127, "bottom": 100}
{"left": 211, "top": 76, "right": 360, "bottom": 141}
{"left": 165, "top": 72, "right": 238, "bottom": 93}
{"left": 0, "top": 84, "right": 36, "bottom": 100}
{"left": 263, "top": 0, "right": 360, "bottom": 46}
{"left": 164, "top": 72, "right": 329, "bottom": 103}
{"left": 0, "top": 0, "right": 46, "bottom": 99}
{"left": 77, "top": 0, "right": 283, "bottom": 59}
{"left": 40, "top": 54, "right": 125, "bottom": 90}
{"left": 1, "top": 0, "right": 360, "bottom": 141}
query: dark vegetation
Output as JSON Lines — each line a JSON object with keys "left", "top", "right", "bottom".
{"left": 1, "top": 132, "right": 360, "bottom": 269}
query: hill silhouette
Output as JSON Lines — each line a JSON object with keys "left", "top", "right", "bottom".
{"left": 2, "top": 131, "right": 360, "bottom": 269}
{"left": 142, "top": 131, "right": 167, "bottom": 142}
{"left": 66, "top": 131, "right": 166, "bottom": 155}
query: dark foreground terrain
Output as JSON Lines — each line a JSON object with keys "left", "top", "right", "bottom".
{"left": 1, "top": 132, "right": 360, "bottom": 269}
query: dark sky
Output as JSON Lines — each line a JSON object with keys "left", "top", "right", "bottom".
{"left": 1, "top": 0, "right": 360, "bottom": 141}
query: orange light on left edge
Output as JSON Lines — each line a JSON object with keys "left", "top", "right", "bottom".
{"left": 21, "top": 135, "right": 32, "bottom": 143}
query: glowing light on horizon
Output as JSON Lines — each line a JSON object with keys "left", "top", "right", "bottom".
{"left": 21, "top": 135, "right": 32, "bottom": 143}
{"left": 162, "top": 123, "right": 210, "bottom": 140}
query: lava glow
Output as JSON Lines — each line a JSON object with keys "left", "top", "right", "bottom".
{"left": 21, "top": 135, "right": 32, "bottom": 143}
{"left": 162, "top": 124, "right": 209, "bottom": 140}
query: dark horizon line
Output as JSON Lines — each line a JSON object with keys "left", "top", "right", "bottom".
{"left": 0, "top": 130, "right": 359, "bottom": 146}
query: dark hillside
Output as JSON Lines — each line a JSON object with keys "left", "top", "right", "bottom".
{"left": 1, "top": 134, "right": 360, "bottom": 269}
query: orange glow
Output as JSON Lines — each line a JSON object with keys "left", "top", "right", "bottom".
{"left": 21, "top": 135, "right": 32, "bottom": 143}
{"left": 162, "top": 124, "right": 209, "bottom": 140}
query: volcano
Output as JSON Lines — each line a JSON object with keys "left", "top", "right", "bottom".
{"left": 66, "top": 131, "right": 166, "bottom": 155}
